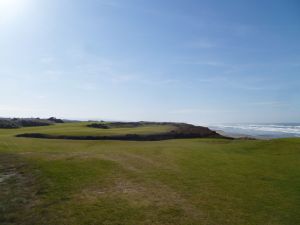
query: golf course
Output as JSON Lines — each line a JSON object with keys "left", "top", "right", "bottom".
{"left": 0, "top": 121, "right": 299, "bottom": 225}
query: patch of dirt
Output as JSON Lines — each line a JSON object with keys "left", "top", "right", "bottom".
{"left": 0, "top": 154, "right": 39, "bottom": 224}
{"left": 0, "top": 172, "right": 16, "bottom": 183}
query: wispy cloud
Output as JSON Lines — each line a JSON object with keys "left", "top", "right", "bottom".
{"left": 247, "top": 101, "right": 287, "bottom": 107}
{"left": 197, "top": 76, "right": 228, "bottom": 83}
{"left": 139, "top": 77, "right": 180, "bottom": 87}
{"left": 36, "top": 95, "right": 47, "bottom": 100}
{"left": 39, "top": 54, "right": 183, "bottom": 88}
{"left": 185, "top": 39, "right": 216, "bottom": 49}
{"left": 0, "top": 105, "right": 40, "bottom": 113}
{"left": 75, "top": 83, "right": 99, "bottom": 91}
{"left": 169, "top": 108, "right": 234, "bottom": 114}
{"left": 110, "top": 74, "right": 137, "bottom": 83}
{"left": 97, "top": 0, "right": 121, "bottom": 8}
{"left": 43, "top": 55, "right": 282, "bottom": 92}
{"left": 192, "top": 74, "right": 283, "bottom": 92}
{"left": 183, "top": 61, "right": 226, "bottom": 67}
{"left": 174, "top": 57, "right": 229, "bottom": 68}
{"left": 40, "top": 56, "right": 55, "bottom": 64}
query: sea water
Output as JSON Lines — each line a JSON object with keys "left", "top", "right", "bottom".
{"left": 209, "top": 123, "right": 300, "bottom": 139}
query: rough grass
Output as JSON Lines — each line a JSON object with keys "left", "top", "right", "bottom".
{"left": 0, "top": 123, "right": 299, "bottom": 225}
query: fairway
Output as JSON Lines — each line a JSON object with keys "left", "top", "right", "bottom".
{"left": 0, "top": 122, "right": 176, "bottom": 137}
{"left": 0, "top": 123, "right": 299, "bottom": 225}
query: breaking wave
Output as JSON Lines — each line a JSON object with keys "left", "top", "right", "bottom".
{"left": 210, "top": 123, "right": 300, "bottom": 138}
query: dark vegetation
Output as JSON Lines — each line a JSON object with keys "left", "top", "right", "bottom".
{"left": 87, "top": 123, "right": 109, "bottom": 129}
{"left": 0, "top": 119, "right": 20, "bottom": 129}
{"left": 48, "top": 117, "right": 64, "bottom": 123}
{"left": 17, "top": 122, "right": 230, "bottom": 141}
{"left": 0, "top": 117, "right": 64, "bottom": 129}
{"left": 88, "top": 121, "right": 189, "bottom": 129}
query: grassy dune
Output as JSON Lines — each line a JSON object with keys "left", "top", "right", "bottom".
{"left": 0, "top": 123, "right": 299, "bottom": 225}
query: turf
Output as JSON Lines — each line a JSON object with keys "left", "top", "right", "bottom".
{"left": 0, "top": 122, "right": 175, "bottom": 137}
{"left": 0, "top": 123, "right": 299, "bottom": 225}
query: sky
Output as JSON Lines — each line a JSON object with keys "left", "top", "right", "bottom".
{"left": 0, "top": 0, "right": 299, "bottom": 124}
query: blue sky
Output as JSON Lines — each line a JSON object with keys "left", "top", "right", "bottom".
{"left": 0, "top": 0, "right": 299, "bottom": 124}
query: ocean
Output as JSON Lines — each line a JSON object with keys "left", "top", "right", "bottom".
{"left": 209, "top": 123, "right": 300, "bottom": 139}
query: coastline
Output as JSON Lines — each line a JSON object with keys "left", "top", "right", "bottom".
{"left": 210, "top": 123, "right": 300, "bottom": 139}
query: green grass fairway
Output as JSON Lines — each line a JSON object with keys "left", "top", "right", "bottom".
{"left": 0, "top": 122, "right": 175, "bottom": 137}
{"left": 0, "top": 123, "right": 299, "bottom": 225}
